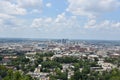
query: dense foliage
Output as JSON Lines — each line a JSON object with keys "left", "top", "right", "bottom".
{"left": 54, "top": 56, "right": 79, "bottom": 63}
{"left": 1, "top": 51, "right": 120, "bottom": 80}
{"left": 0, "top": 65, "right": 35, "bottom": 80}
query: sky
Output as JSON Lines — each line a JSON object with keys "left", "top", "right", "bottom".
{"left": 0, "top": 0, "right": 120, "bottom": 40}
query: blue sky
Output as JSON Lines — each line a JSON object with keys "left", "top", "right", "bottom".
{"left": 0, "top": 0, "right": 120, "bottom": 40}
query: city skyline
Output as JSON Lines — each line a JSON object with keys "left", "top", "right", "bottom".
{"left": 0, "top": 0, "right": 120, "bottom": 40}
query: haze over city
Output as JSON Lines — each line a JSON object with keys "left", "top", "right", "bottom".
{"left": 0, "top": 0, "right": 120, "bottom": 40}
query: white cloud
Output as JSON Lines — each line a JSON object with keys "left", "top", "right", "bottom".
{"left": 18, "top": 0, "right": 43, "bottom": 8}
{"left": 67, "top": 0, "right": 120, "bottom": 17}
{"left": 0, "top": 0, "right": 43, "bottom": 30}
{"left": 0, "top": 1, "right": 26, "bottom": 15}
{"left": 0, "top": 13, "right": 15, "bottom": 28}
{"left": 111, "top": 22, "right": 120, "bottom": 28}
{"left": 46, "top": 3, "right": 52, "bottom": 8}
{"left": 31, "top": 13, "right": 79, "bottom": 34}
{"left": 44, "top": 17, "right": 52, "bottom": 23}
{"left": 0, "top": 13, "right": 15, "bottom": 19}
{"left": 0, "top": 0, "right": 43, "bottom": 15}
{"left": 17, "top": 0, "right": 43, "bottom": 14}
{"left": 0, "top": 13, "right": 26, "bottom": 30}
{"left": 0, "top": 19, "right": 3, "bottom": 27}
{"left": 31, "top": 17, "right": 53, "bottom": 28}
{"left": 30, "top": 9, "right": 41, "bottom": 14}
{"left": 85, "top": 19, "right": 120, "bottom": 29}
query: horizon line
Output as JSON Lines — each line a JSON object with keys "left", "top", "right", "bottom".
{"left": 0, "top": 37, "right": 120, "bottom": 41}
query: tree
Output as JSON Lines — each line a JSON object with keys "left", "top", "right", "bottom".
{"left": 74, "top": 70, "right": 81, "bottom": 80}
{"left": 0, "top": 56, "right": 3, "bottom": 61}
